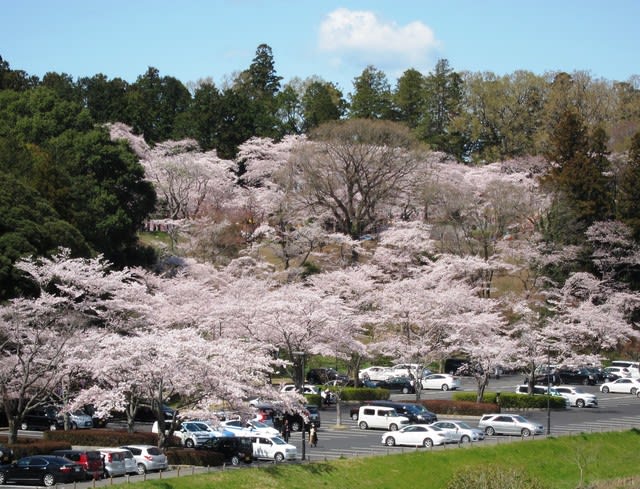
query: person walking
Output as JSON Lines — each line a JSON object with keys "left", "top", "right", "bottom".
{"left": 309, "top": 424, "right": 318, "bottom": 447}
{"left": 282, "top": 418, "right": 290, "bottom": 442}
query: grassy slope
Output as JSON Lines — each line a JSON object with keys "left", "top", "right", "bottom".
{"left": 126, "top": 430, "right": 640, "bottom": 489}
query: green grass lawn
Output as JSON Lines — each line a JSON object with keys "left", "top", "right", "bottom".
{"left": 124, "top": 430, "right": 640, "bottom": 489}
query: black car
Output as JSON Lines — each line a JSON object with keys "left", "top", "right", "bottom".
{"left": 369, "top": 376, "right": 415, "bottom": 394}
{"left": 0, "top": 446, "right": 13, "bottom": 465}
{"left": 21, "top": 406, "right": 64, "bottom": 431}
{"left": 0, "top": 455, "right": 86, "bottom": 487}
{"left": 535, "top": 367, "right": 597, "bottom": 386}
{"left": 201, "top": 436, "right": 253, "bottom": 466}
{"left": 307, "top": 368, "right": 349, "bottom": 385}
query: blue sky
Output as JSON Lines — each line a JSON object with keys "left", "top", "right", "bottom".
{"left": 2, "top": 1, "right": 639, "bottom": 95}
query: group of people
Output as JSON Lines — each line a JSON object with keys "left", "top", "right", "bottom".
{"left": 279, "top": 419, "right": 318, "bottom": 447}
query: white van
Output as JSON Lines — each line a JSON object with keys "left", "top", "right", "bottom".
{"left": 357, "top": 405, "right": 410, "bottom": 431}
{"left": 610, "top": 361, "right": 640, "bottom": 378}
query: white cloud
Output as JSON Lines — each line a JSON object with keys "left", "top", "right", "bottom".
{"left": 318, "top": 8, "right": 441, "bottom": 72}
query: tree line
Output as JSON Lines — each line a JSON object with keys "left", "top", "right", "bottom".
{"left": 2, "top": 45, "right": 639, "bottom": 162}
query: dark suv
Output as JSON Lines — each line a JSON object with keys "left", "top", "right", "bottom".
{"left": 349, "top": 400, "right": 437, "bottom": 424}
{"left": 21, "top": 406, "right": 64, "bottom": 431}
{"left": 201, "top": 436, "right": 253, "bottom": 465}
{"left": 307, "top": 368, "right": 349, "bottom": 385}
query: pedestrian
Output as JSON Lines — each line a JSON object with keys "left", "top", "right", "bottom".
{"left": 309, "top": 424, "right": 318, "bottom": 447}
{"left": 282, "top": 418, "right": 290, "bottom": 442}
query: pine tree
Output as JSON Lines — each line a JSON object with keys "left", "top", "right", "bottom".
{"left": 618, "top": 131, "right": 640, "bottom": 240}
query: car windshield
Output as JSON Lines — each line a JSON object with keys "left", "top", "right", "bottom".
{"left": 406, "top": 404, "right": 428, "bottom": 414}
{"left": 513, "top": 415, "right": 528, "bottom": 423}
{"left": 191, "top": 422, "right": 210, "bottom": 430}
{"left": 271, "top": 437, "right": 287, "bottom": 445}
{"left": 571, "top": 387, "right": 586, "bottom": 393}
{"left": 455, "top": 422, "right": 472, "bottom": 429}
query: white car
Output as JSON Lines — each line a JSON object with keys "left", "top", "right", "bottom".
{"left": 553, "top": 386, "right": 598, "bottom": 408}
{"left": 421, "top": 373, "right": 461, "bottom": 391}
{"left": 358, "top": 366, "right": 391, "bottom": 381}
{"left": 357, "top": 405, "right": 410, "bottom": 431}
{"left": 430, "top": 420, "right": 485, "bottom": 443}
{"left": 381, "top": 424, "right": 448, "bottom": 448}
{"left": 221, "top": 419, "right": 280, "bottom": 437}
{"left": 600, "top": 378, "right": 640, "bottom": 395}
{"left": 250, "top": 435, "right": 297, "bottom": 462}
{"left": 280, "top": 383, "right": 319, "bottom": 395}
{"left": 174, "top": 421, "right": 216, "bottom": 448}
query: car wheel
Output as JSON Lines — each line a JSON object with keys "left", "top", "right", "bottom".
{"left": 460, "top": 435, "right": 471, "bottom": 443}
{"left": 441, "top": 384, "right": 449, "bottom": 391}
{"left": 70, "top": 422, "right": 77, "bottom": 430}
{"left": 402, "top": 386, "right": 410, "bottom": 394}
{"left": 351, "top": 413, "right": 359, "bottom": 421}
{"left": 389, "top": 423, "right": 399, "bottom": 431}
{"left": 521, "top": 428, "right": 531, "bottom": 437}
{"left": 602, "top": 386, "right": 610, "bottom": 393}
{"left": 49, "top": 424, "right": 57, "bottom": 431}
{"left": 485, "top": 426, "right": 495, "bottom": 436}
{"left": 137, "top": 463, "right": 147, "bottom": 475}
{"left": 231, "top": 456, "right": 240, "bottom": 466}
{"left": 583, "top": 378, "right": 590, "bottom": 386}
{"left": 385, "top": 436, "right": 396, "bottom": 446}
{"left": 0, "top": 472, "right": 6, "bottom": 484}
{"left": 185, "top": 438, "right": 195, "bottom": 449}
{"left": 423, "top": 438, "right": 434, "bottom": 448}
{"left": 291, "top": 420, "right": 302, "bottom": 432}
{"left": 274, "top": 452, "right": 284, "bottom": 463}
{"left": 358, "top": 421, "right": 368, "bottom": 430}
{"left": 20, "top": 422, "right": 28, "bottom": 430}
{"left": 43, "top": 473, "right": 56, "bottom": 487}
{"left": 576, "top": 399, "right": 585, "bottom": 408}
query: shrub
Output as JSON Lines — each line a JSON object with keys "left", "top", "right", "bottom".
{"left": 452, "top": 392, "right": 566, "bottom": 409}
{"left": 9, "top": 441, "right": 71, "bottom": 458}
{"left": 166, "top": 448, "right": 224, "bottom": 467}
{"left": 338, "top": 388, "right": 390, "bottom": 401}
{"left": 45, "top": 428, "right": 159, "bottom": 446}
{"left": 421, "top": 399, "right": 496, "bottom": 416}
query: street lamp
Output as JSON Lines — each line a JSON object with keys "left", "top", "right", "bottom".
{"left": 546, "top": 344, "right": 551, "bottom": 435}
{"left": 292, "top": 351, "right": 306, "bottom": 461}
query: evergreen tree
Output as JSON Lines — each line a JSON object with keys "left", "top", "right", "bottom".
{"left": 348, "top": 65, "right": 393, "bottom": 120}
{"left": 618, "top": 131, "right": 640, "bottom": 240}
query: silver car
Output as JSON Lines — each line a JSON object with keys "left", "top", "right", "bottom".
{"left": 478, "top": 414, "right": 544, "bottom": 437}
{"left": 430, "top": 420, "right": 485, "bottom": 443}
{"left": 119, "top": 445, "right": 168, "bottom": 475}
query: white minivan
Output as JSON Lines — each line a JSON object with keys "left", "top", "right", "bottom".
{"left": 610, "top": 361, "right": 640, "bottom": 378}
{"left": 357, "top": 405, "right": 410, "bottom": 431}
{"left": 250, "top": 435, "right": 297, "bottom": 462}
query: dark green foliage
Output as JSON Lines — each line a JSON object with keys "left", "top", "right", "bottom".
{"left": 45, "top": 428, "right": 159, "bottom": 447}
{"left": 301, "top": 81, "right": 344, "bottom": 131}
{"left": 453, "top": 391, "right": 567, "bottom": 409}
{"left": 420, "top": 399, "right": 495, "bottom": 416}
{"left": 338, "top": 388, "right": 390, "bottom": 401}
{"left": 6, "top": 441, "right": 71, "bottom": 460}
{"left": 349, "top": 65, "right": 394, "bottom": 119}
{"left": 618, "top": 131, "right": 640, "bottom": 240}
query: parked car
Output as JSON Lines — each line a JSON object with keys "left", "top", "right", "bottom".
{"left": 280, "top": 383, "right": 320, "bottom": 395}
{"left": 357, "top": 405, "right": 411, "bottom": 431}
{"left": 221, "top": 419, "right": 280, "bottom": 437}
{"left": 249, "top": 435, "right": 297, "bottom": 462}
{"left": 0, "top": 446, "right": 13, "bottom": 465}
{"left": 113, "top": 449, "right": 137, "bottom": 475}
{"left": 603, "top": 366, "right": 631, "bottom": 380}
{"left": 478, "top": 414, "right": 544, "bottom": 437}
{"left": 0, "top": 455, "right": 86, "bottom": 487}
{"left": 368, "top": 376, "right": 415, "bottom": 394}
{"left": 119, "top": 445, "right": 168, "bottom": 475}
{"left": 358, "top": 366, "right": 392, "bottom": 381}
{"left": 201, "top": 436, "right": 253, "bottom": 465}
{"left": 51, "top": 449, "right": 103, "bottom": 480}
{"left": 98, "top": 449, "right": 126, "bottom": 478}
{"left": 64, "top": 410, "right": 94, "bottom": 429}
{"left": 421, "top": 373, "right": 461, "bottom": 391}
{"left": 20, "top": 406, "right": 64, "bottom": 431}
{"left": 514, "top": 384, "right": 569, "bottom": 406}
{"left": 350, "top": 400, "right": 437, "bottom": 424}
{"left": 600, "top": 378, "right": 640, "bottom": 395}
{"left": 609, "top": 360, "right": 640, "bottom": 378}
{"left": 380, "top": 424, "right": 448, "bottom": 448}
{"left": 175, "top": 421, "right": 216, "bottom": 448}
{"left": 430, "top": 420, "right": 485, "bottom": 443}
{"left": 307, "top": 367, "right": 348, "bottom": 384}
{"left": 553, "top": 386, "right": 598, "bottom": 408}
{"left": 385, "top": 363, "right": 424, "bottom": 378}
{"left": 444, "top": 358, "right": 472, "bottom": 375}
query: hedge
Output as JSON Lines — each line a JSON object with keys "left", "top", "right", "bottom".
{"left": 44, "top": 428, "right": 162, "bottom": 447}
{"left": 336, "top": 387, "right": 390, "bottom": 401}
{"left": 420, "top": 399, "right": 496, "bottom": 416}
{"left": 453, "top": 392, "right": 567, "bottom": 409}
